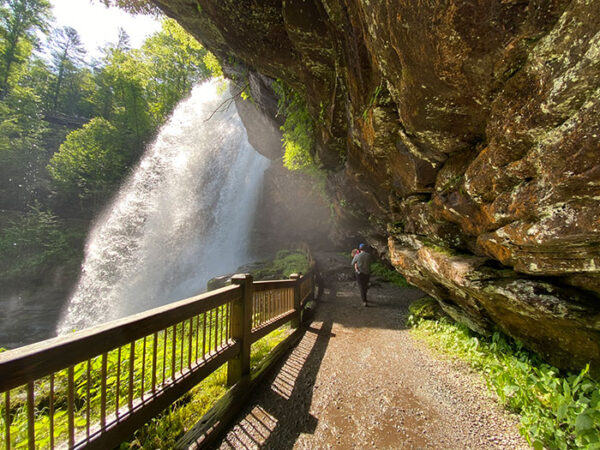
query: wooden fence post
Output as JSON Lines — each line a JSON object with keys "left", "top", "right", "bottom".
{"left": 290, "top": 273, "right": 301, "bottom": 329}
{"left": 227, "top": 274, "right": 253, "bottom": 386}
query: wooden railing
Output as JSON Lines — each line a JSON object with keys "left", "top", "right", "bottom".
{"left": 0, "top": 268, "right": 316, "bottom": 449}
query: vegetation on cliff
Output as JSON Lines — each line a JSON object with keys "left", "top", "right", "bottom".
{"left": 272, "top": 80, "right": 315, "bottom": 171}
{"left": 410, "top": 315, "right": 600, "bottom": 449}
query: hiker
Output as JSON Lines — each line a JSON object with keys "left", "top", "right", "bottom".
{"left": 351, "top": 243, "right": 372, "bottom": 307}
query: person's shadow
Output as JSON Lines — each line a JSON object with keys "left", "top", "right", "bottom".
{"left": 219, "top": 319, "right": 335, "bottom": 448}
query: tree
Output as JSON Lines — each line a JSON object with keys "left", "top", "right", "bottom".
{"left": 140, "top": 18, "right": 213, "bottom": 124}
{"left": 47, "top": 117, "right": 125, "bottom": 202}
{"left": 0, "top": 0, "right": 51, "bottom": 97}
{"left": 102, "top": 45, "right": 151, "bottom": 157}
{"left": 48, "top": 26, "right": 86, "bottom": 111}
{"left": 0, "top": 83, "right": 48, "bottom": 208}
{"left": 0, "top": 203, "right": 74, "bottom": 286}
{"left": 115, "top": 27, "right": 130, "bottom": 51}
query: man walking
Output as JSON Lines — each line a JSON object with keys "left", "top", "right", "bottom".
{"left": 351, "top": 243, "right": 372, "bottom": 306}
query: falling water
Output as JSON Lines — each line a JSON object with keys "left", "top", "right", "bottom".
{"left": 58, "top": 79, "right": 269, "bottom": 334}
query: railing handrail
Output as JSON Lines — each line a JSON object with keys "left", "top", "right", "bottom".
{"left": 253, "top": 279, "right": 296, "bottom": 292}
{"left": 0, "top": 256, "right": 317, "bottom": 449}
{"left": 0, "top": 284, "right": 240, "bottom": 392}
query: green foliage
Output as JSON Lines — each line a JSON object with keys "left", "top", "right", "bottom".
{"left": 0, "top": 9, "right": 226, "bottom": 291}
{"left": 407, "top": 297, "right": 443, "bottom": 321}
{"left": 272, "top": 249, "right": 311, "bottom": 277}
{"left": 98, "top": 0, "right": 159, "bottom": 15}
{"left": 47, "top": 26, "right": 87, "bottom": 112}
{"left": 203, "top": 51, "right": 222, "bottom": 78}
{"left": 100, "top": 45, "right": 152, "bottom": 152}
{"left": 140, "top": 18, "right": 215, "bottom": 123}
{"left": 0, "top": 205, "right": 84, "bottom": 285}
{"left": 272, "top": 80, "right": 315, "bottom": 171}
{"left": 0, "top": 0, "right": 52, "bottom": 96}
{"left": 0, "top": 84, "right": 48, "bottom": 207}
{"left": 129, "top": 326, "right": 290, "bottom": 448}
{"left": 127, "top": 365, "right": 229, "bottom": 449}
{"left": 371, "top": 261, "right": 408, "bottom": 287}
{"left": 251, "top": 249, "right": 311, "bottom": 280}
{"left": 48, "top": 117, "right": 125, "bottom": 199}
{"left": 411, "top": 318, "right": 600, "bottom": 449}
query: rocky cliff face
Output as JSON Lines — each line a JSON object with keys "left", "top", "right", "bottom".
{"left": 151, "top": 0, "right": 600, "bottom": 374}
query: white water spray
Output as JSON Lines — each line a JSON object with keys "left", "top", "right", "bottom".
{"left": 58, "top": 80, "right": 269, "bottom": 333}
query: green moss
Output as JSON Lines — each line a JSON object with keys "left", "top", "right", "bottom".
{"left": 128, "top": 325, "right": 291, "bottom": 448}
{"left": 387, "top": 221, "right": 404, "bottom": 235}
{"left": 129, "top": 326, "right": 290, "bottom": 448}
{"left": 2, "top": 317, "right": 293, "bottom": 448}
{"left": 420, "top": 238, "right": 458, "bottom": 256}
{"left": 250, "top": 249, "right": 310, "bottom": 280}
{"left": 437, "top": 174, "right": 464, "bottom": 194}
{"left": 371, "top": 262, "right": 408, "bottom": 287}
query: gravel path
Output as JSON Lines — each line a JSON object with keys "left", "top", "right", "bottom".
{"left": 216, "top": 253, "right": 528, "bottom": 449}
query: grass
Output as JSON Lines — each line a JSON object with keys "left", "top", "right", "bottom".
{"left": 126, "top": 326, "right": 291, "bottom": 448}
{"left": 410, "top": 317, "right": 600, "bottom": 449}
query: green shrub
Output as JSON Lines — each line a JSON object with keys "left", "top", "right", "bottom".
{"left": 272, "top": 249, "right": 310, "bottom": 277}
{"left": 407, "top": 297, "right": 444, "bottom": 322}
{"left": 411, "top": 318, "right": 600, "bottom": 449}
{"left": 48, "top": 117, "right": 125, "bottom": 199}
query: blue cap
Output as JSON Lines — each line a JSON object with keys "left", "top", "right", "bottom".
{"left": 359, "top": 243, "right": 366, "bottom": 250}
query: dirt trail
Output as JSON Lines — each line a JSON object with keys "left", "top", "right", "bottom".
{"left": 216, "top": 252, "right": 528, "bottom": 449}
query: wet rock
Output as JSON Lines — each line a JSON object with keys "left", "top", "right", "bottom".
{"left": 390, "top": 235, "right": 600, "bottom": 374}
{"left": 207, "top": 275, "right": 232, "bottom": 291}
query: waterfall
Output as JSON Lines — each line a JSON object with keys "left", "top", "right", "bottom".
{"left": 58, "top": 79, "right": 269, "bottom": 334}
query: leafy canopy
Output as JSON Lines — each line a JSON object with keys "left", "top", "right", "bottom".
{"left": 48, "top": 117, "right": 125, "bottom": 198}
{"left": 0, "top": 0, "right": 52, "bottom": 96}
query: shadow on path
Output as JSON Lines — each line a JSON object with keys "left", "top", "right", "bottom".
{"left": 214, "top": 251, "right": 527, "bottom": 449}
{"left": 219, "top": 320, "right": 334, "bottom": 449}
